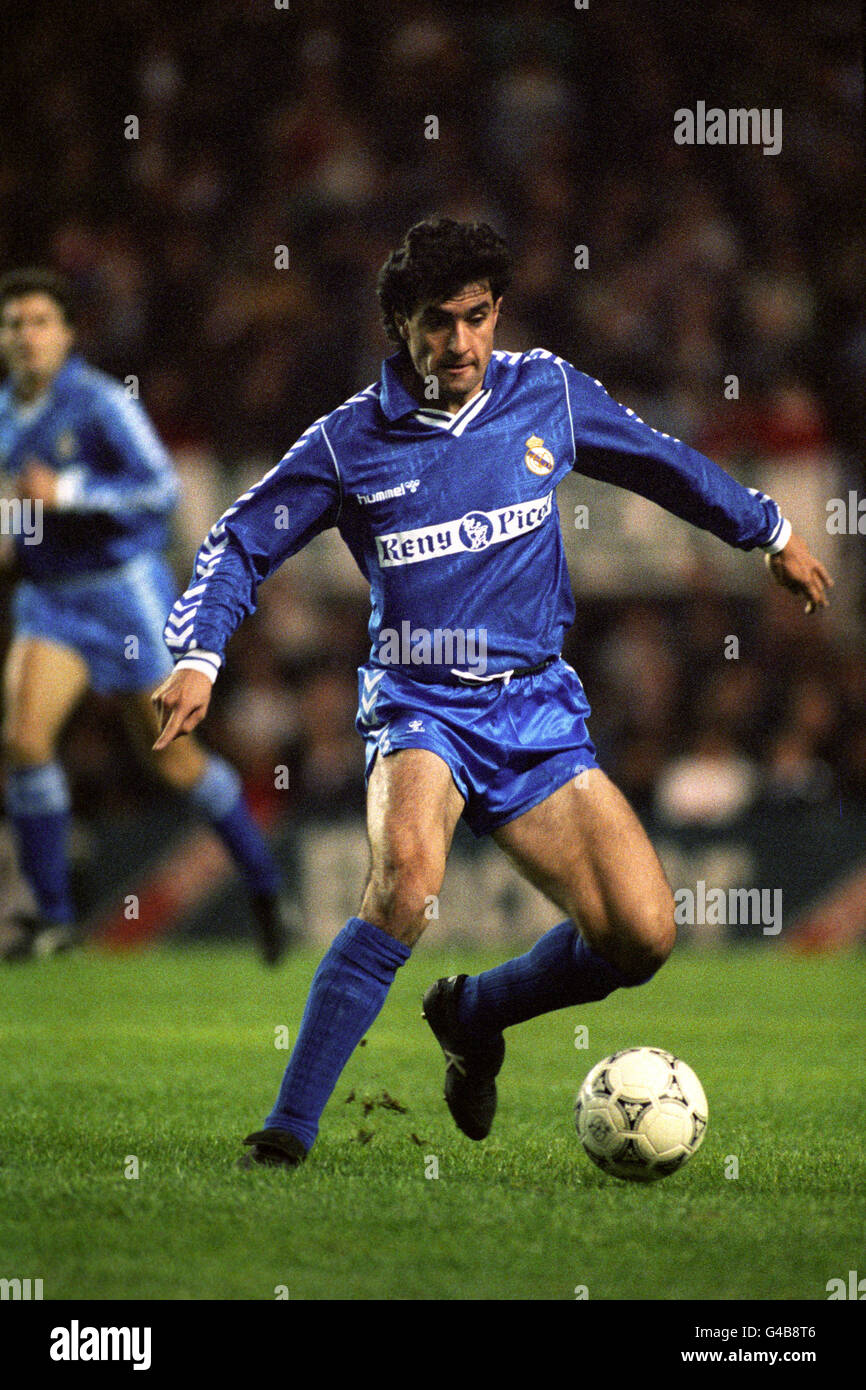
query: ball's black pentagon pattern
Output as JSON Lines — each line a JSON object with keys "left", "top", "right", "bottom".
{"left": 691, "top": 1112, "right": 708, "bottom": 1145}
{"left": 620, "top": 1099, "right": 653, "bottom": 1128}
{"left": 593, "top": 1066, "right": 615, "bottom": 1097}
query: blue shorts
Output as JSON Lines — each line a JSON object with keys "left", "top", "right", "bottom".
{"left": 13, "top": 554, "right": 176, "bottom": 695}
{"left": 356, "top": 657, "right": 600, "bottom": 837}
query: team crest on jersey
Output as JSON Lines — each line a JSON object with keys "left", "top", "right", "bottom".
{"left": 55, "top": 429, "right": 78, "bottom": 459}
{"left": 524, "top": 434, "right": 554, "bottom": 476}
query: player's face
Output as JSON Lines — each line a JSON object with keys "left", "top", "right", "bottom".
{"left": 398, "top": 282, "right": 501, "bottom": 414}
{"left": 0, "top": 293, "right": 74, "bottom": 395}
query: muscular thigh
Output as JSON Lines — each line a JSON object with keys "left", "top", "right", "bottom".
{"left": 360, "top": 747, "right": 465, "bottom": 945}
{"left": 492, "top": 768, "right": 674, "bottom": 971}
{"left": 2, "top": 637, "right": 90, "bottom": 765}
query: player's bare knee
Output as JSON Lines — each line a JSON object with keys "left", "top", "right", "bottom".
{"left": 360, "top": 887, "right": 427, "bottom": 945}
{"left": 630, "top": 933, "right": 673, "bottom": 982}
{"left": 3, "top": 726, "right": 54, "bottom": 767}
{"left": 365, "top": 866, "right": 435, "bottom": 930}
{"left": 587, "top": 891, "right": 674, "bottom": 984}
{"left": 625, "top": 893, "right": 676, "bottom": 981}
{"left": 363, "top": 845, "right": 442, "bottom": 941}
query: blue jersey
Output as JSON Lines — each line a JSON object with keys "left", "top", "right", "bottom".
{"left": 166, "top": 348, "right": 788, "bottom": 683}
{"left": 0, "top": 353, "right": 178, "bottom": 581}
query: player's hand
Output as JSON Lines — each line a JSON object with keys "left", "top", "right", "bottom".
{"left": 764, "top": 532, "right": 834, "bottom": 614}
{"left": 17, "top": 458, "right": 59, "bottom": 507}
{"left": 151, "top": 668, "right": 213, "bottom": 749}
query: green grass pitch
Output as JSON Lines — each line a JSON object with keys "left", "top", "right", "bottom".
{"left": 1, "top": 944, "right": 863, "bottom": 1301}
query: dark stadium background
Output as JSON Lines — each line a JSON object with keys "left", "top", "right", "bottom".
{"left": 0, "top": 0, "right": 863, "bottom": 949}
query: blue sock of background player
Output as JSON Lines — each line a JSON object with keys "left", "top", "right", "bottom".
{"left": 6, "top": 762, "right": 75, "bottom": 924}
{"left": 262, "top": 915, "right": 648, "bottom": 1153}
{"left": 185, "top": 754, "right": 281, "bottom": 895}
{"left": 6, "top": 753, "right": 280, "bottom": 929}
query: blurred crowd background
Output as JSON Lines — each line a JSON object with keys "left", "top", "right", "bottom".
{"left": 1, "top": 0, "right": 863, "bottom": 837}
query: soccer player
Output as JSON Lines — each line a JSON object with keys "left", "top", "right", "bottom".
{"left": 153, "top": 220, "right": 833, "bottom": 1166}
{"left": 0, "top": 267, "right": 292, "bottom": 964}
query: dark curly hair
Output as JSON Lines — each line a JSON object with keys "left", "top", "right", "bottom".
{"left": 0, "top": 267, "right": 76, "bottom": 324}
{"left": 376, "top": 218, "right": 513, "bottom": 345}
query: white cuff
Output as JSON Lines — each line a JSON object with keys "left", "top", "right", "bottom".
{"left": 54, "top": 469, "right": 86, "bottom": 508}
{"left": 174, "top": 652, "right": 221, "bottom": 684}
{"left": 761, "top": 516, "right": 792, "bottom": 555}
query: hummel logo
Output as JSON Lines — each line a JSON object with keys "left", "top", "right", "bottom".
{"left": 407, "top": 718, "right": 425, "bottom": 732}
{"left": 356, "top": 479, "right": 420, "bottom": 505}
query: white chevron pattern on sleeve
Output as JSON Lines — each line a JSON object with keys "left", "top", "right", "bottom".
{"left": 163, "top": 413, "right": 338, "bottom": 658}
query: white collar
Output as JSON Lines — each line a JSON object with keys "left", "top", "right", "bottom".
{"left": 412, "top": 388, "right": 492, "bottom": 437}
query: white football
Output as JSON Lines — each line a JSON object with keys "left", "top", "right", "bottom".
{"left": 575, "top": 1046, "right": 708, "bottom": 1181}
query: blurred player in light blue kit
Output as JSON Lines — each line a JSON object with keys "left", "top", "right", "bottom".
{"left": 154, "top": 220, "right": 834, "bottom": 1166}
{"left": 0, "top": 268, "right": 291, "bottom": 963}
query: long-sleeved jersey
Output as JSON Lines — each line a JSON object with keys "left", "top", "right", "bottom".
{"left": 166, "top": 348, "right": 789, "bottom": 684}
{"left": 0, "top": 353, "right": 178, "bottom": 581}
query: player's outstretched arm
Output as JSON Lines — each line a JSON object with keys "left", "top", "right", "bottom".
{"left": 151, "top": 668, "right": 213, "bottom": 749}
{"left": 764, "top": 532, "right": 834, "bottom": 614}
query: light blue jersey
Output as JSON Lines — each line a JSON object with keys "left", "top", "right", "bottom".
{"left": 0, "top": 353, "right": 178, "bottom": 582}
{"left": 1, "top": 353, "right": 180, "bottom": 692}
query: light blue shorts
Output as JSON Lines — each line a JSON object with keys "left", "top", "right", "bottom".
{"left": 13, "top": 554, "right": 176, "bottom": 694}
{"left": 356, "top": 657, "right": 600, "bottom": 837}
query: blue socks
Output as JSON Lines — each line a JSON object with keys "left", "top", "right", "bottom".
{"left": 265, "top": 916, "right": 411, "bottom": 1150}
{"left": 6, "top": 756, "right": 283, "bottom": 917}
{"left": 6, "top": 753, "right": 282, "bottom": 922}
{"left": 186, "top": 755, "right": 280, "bottom": 894}
{"left": 6, "top": 762, "right": 75, "bottom": 924}
{"left": 259, "top": 917, "right": 655, "bottom": 1154}
{"left": 457, "top": 919, "right": 650, "bottom": 1035}
{"left": 6, "top": 754, "right": 279, "bottom": 924}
